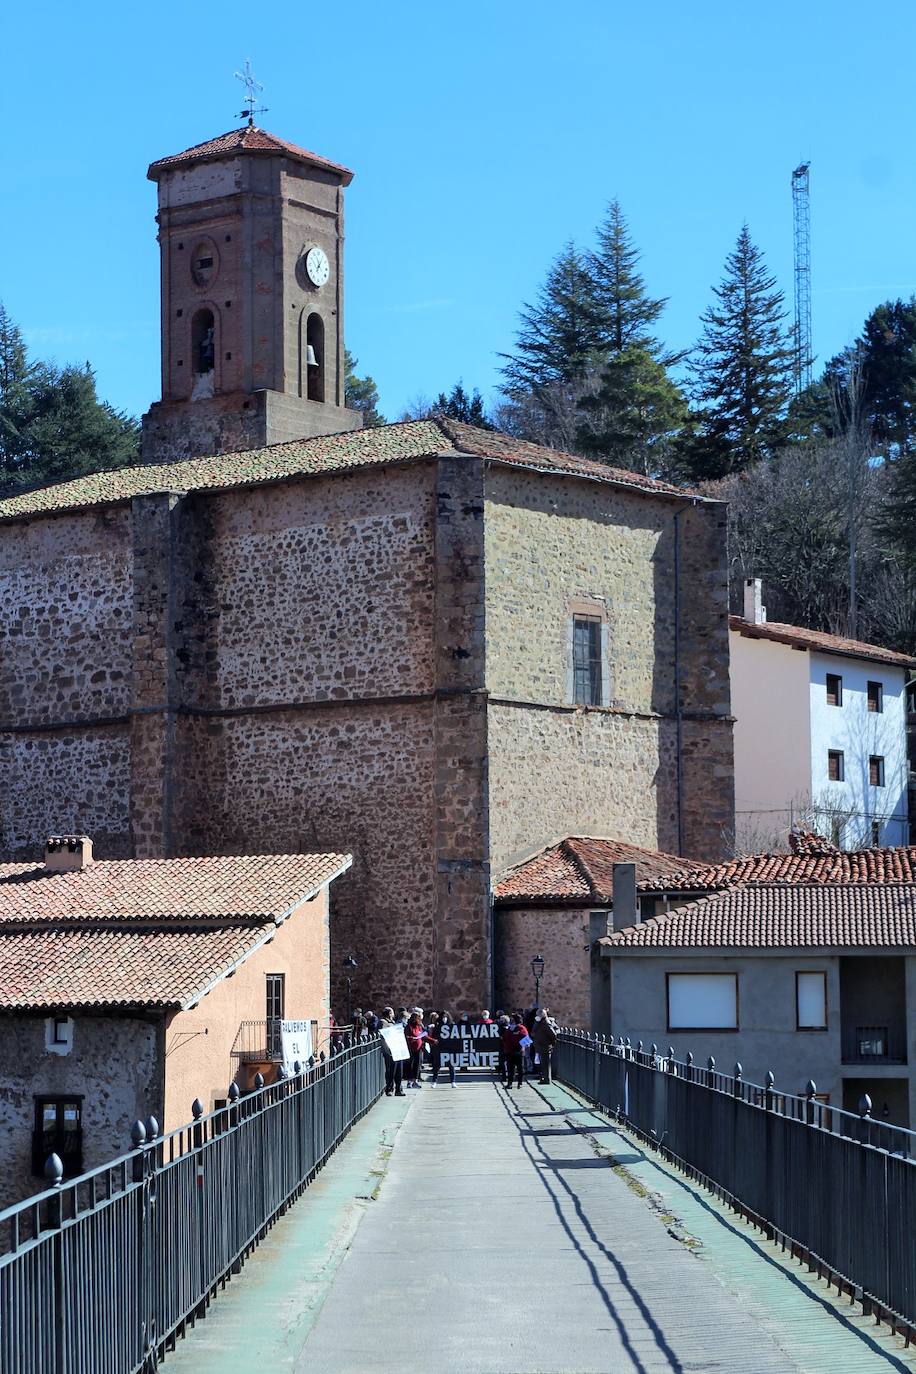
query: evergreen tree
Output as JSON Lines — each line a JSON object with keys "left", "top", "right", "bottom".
{"left": 685, "top": 225, "right": 796, "bottom": 479}
{"left": 0, "top": 305, "right": 38, "bottom": 467}
{"left": 499, "top": 242, "right": 604, "bottom": 398}
{"left": 0, "top": 304, "right": 139, "bottom": 492}
{"left": 344, "top": 349, "right": 385, "bottom": 427}
{"left": 826, "top": 301, "right": 916, "bottom": 456}
{"left": 577, "top": 346, "right": 688, "bottom": 475}
{"left": 588, "top": 201, "right": 669, "bottom": 357}
{"left": 433, "top": 382, "right": 494, "bottom": 429}
{"left": 23, "top": 364, "right": 139, "bottom": 486}
{"left": 878, "top": 452, "right": 916, "bottom": 577}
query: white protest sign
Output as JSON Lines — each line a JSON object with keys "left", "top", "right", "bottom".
{"left": 380, "top": 1024, "right": 410, "bottom": 1061}
{"left": 280, "top": 1019, "right": 313, "bottom": 1072}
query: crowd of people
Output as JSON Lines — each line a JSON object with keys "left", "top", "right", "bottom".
{"left": 360, "top": 1007, "right": 559, "bottom": 1098}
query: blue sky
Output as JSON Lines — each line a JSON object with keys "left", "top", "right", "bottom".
{"left": 3, "top": 1, "right": 916, "bottom": 423}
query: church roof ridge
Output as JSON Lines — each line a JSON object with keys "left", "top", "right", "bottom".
{"left": 147, "top": 124, "right": 353, "bottom": 185}
{"left": 0, "top": 419, "right": 710, "bottom": 524}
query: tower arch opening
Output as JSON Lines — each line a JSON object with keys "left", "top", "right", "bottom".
{"left": 190, "top": 308, "right": 217, "bottom": 399}
{"left": 306, "top": 313, "right": 325, "bottom": 403}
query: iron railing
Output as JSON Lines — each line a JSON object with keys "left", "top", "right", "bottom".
{"left": 554, "top": 1029, "right": 916, "bottom": 1331}
{"left": 0, "top": 1034, "right": 383, "bottom": 1374}
{"left": 840, "top": 1021, "right": 907, "bottom": 1064}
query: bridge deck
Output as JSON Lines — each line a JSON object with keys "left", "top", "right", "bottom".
{"left": 162, "top": 1073, "right": 916, "bottom": 1374}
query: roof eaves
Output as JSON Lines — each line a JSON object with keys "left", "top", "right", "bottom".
{"left": 180, "top": 922, "right": 276, "bottom": 1011}
{"left": 271, "top": 853, "right": 352, "bottom": 926}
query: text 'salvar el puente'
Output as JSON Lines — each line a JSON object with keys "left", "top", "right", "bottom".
{"left": 141, "top": 124, "right": 362, "bottom": 465}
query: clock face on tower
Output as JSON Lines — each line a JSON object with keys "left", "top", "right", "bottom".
{"left": 304, "top": 246, "right": 330, "bottom": 288}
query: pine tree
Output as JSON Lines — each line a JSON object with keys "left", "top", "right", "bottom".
{"left": 0, "top": 304, "right": 140, "bottom": 492}
{"left": 685, "top": 225, "right": 796, "bottom": 479}
{"left": 499, "top": 242, "right": 604, "bottom": 398}
{"left": 589, "top": 201, "right": 669, "bottom": 357}
{"left": 433, "top": 382, "right": 494, "bottom": 429}
{"left": 0, "top": 305, "right": 38, "bottom": 467}
{"left": 344, "top": 349, "right": 385, "bottom": 427}
{"left": 23, "top": 364, "right": 139, "bottom": 485}
{"left": 577, "top": 346, "right": 688, "bottom": 475}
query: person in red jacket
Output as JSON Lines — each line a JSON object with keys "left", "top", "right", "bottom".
{"left": 404, "top": 1010, "right": 428, "bottom": 1089}
{"left": 502, "top": 1014, "right": 529, "bottom": 1090}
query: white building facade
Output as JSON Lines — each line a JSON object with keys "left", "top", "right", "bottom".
{"left": 730, "top": 581, "right": 913, "bottom": 851}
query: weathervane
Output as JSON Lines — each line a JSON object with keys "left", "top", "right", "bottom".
{"left": 234, "top": 60, "right": 268, "bottom": 126}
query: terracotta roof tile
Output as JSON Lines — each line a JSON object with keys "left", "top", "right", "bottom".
{"left": 0, "top": 925, "right": 269, "bottom": 1010}
{"left": 640, "top": 843, "right": 916, "bottom": 895}
{"left": 0, "top": 420, "right": 705, "bottom": 525}
{"left": 0, "top": 853, "right": 350, "bottom": 924}
{"left": 601, "top": 883, "right": 916, "bottom": 950}
{"left": 495, "top": 837, "right": 691, "bottom": 903}
{"left": 148, "top": 125, "right": 353, "bottom": 184}
{"left": 0, "top": 852, "right": 351, "bottom": 1011}
{"left": 730, "top": 615, "right": 916, "bottom": 669}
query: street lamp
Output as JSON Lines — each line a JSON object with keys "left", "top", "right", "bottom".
{"left": 343, "top": 954, "right": 358, "bottom": 1025}
{"left": 531, "top": 954, "right": 545, "bottom": 1010}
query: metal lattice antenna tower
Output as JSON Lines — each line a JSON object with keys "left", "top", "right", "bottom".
{"left": 234, "top": 60, "right": 268, "bottom": 126}
{"left": 792, "top": 162, "right": 812, "bottom": 393}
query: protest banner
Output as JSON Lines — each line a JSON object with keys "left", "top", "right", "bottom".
{"left": 438, "top": 1021, "right": 501, "bottom": 1069}
{"left": 380, "top": 1024, "right": 410, "bottom": 1061}
{"left": 279, "top": 1019, "right": 313, "bottom": 1072}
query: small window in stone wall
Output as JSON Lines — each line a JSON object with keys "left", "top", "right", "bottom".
{"left": 572, "top": 615, "right": 602, "bottom": 706}
{"left": 32, "top": 1096, "right": 83, "bottom": 1177}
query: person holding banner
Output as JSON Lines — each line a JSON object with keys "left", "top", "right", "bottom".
{"left": 379, "top": 1007, "right": 407, "bottom": 1096}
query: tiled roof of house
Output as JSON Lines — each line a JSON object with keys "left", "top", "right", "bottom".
{"left": 148, "top": 125, "right": 354, "bottom": 184}
{"left": 0, "top": 851, "right": 350, "bottom": 1010}
{"left": 639, "top": 833, "right": 916, "bottom": 895}
{"left": 600, "top": 883, "right": 916, "bottom": 951}
{"left": 0, "top": 925, "right": 271, "bottom": 1010}
{"left": 0, "top": 418, "right": 697, "bottom": 524}
{"left": 494, "top": 837, "right": 692, "bottom": 904}
{"left": 729, "top": 615, "right": 916, "bottom": 669}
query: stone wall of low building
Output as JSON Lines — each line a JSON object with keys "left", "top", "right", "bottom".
{"left": 0, "top": 1014, "right": 161, "bottom": 1210}
{"left": 494, "top": 905, "right": 592, "bottom": 1027}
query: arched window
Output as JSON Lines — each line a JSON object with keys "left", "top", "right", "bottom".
{"left": 306, "top": 313, "right": 325, "bottom": 402}
{"left": 192, "top": 308, "right": 215, "bottom": 375}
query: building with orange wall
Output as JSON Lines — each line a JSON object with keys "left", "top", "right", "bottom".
{"left": 0, "top": 837, "right": 348, "bottom": 1207}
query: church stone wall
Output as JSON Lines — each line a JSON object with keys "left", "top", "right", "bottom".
{"left": 0, "top": 508, "right": 133, "bottom": 726}
{"left": 170, "top": 705, "right": 437, "bottom": 1010}
{"left": 203, "top": 465, "right": 437, "bottom": 707}
{"left": 482, "top": 467, "right": 733, "bottom": 877}
{"left": 0, "top": 508, "right": 134, "bottom": 859}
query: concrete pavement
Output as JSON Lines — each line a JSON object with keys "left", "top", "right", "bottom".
{"left": 161, "top": 1072, "right": 916, "bottom": 1374}
{"left": 298, "top": 1074, "right": 916, "bottom": 1373}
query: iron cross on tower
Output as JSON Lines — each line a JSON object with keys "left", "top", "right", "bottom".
{"left": 234, "top": 60, "right": 268, "bottom": 126}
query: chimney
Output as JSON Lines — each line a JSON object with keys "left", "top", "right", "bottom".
{"left": 743, "top": 578, "right": 766, "bottom": 625}
{"left": 45, "top": 835, "right": 94, "bottom": 873}
{"left": 611, "top": 862, "right": 638, "bottom": 931}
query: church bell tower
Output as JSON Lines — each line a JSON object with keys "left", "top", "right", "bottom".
{"left": 141, "top": 123, "right": 361, "bottom": 463}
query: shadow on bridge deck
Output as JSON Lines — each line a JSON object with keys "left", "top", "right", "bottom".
{"left": 161, "top": 1071, "right": 916, "bottom": 1374}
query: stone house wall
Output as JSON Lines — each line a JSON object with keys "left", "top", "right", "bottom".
{"left": 0, "top": 1015, "right": 161, "bottom": 1211}
{"left": 494, "top": 905, "right": 592, "bottom": 1026}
